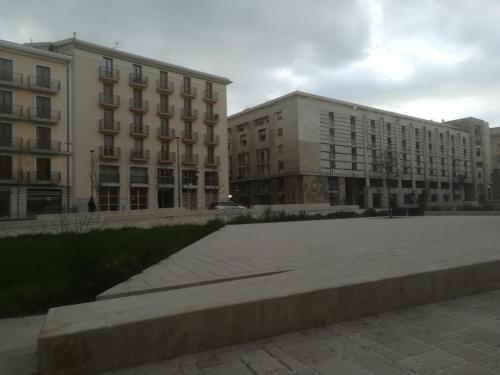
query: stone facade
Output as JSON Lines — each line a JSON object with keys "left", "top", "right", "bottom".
{"left": 228, "top": 91, "right": 492, "bottom": 208}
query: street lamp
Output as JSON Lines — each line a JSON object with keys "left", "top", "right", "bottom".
{"left": 90, "top": 149, "right": 94, "bottom": 198}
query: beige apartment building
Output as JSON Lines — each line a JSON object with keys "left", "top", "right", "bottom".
{"left": 27, "top": 38, "right": 231, "bottom": 213}
{"left": 0, "top": 40, "right": 71, "bottom": 219}
{"left": 228, "top": 91, "right": 491, "bottom": 208}
{"left": 491, "top": 127, "right": 500, "bottom": 200}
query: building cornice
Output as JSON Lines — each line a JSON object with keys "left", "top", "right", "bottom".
{"left": 26, "top": 38, "right": 231, "bottom": 85}
{"left": 0, "top": 39, "right": 71, "bottom": 63}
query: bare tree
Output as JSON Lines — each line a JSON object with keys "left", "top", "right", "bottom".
{"left": 376, "top": 150, "right": 400, "bottom": 218}
{"left": 15, "top": 155, "right": 32, "bottom": 219}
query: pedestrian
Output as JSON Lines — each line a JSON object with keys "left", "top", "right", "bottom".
{"left": 88, "top": 197, "right": 96, "bottom": 212}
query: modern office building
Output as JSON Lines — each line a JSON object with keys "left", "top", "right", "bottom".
{"left": 228, "top": 91, "right": 491, "bottom": 208}
{"left": 491, "top": 127, "right": 500, "bottom": 200}
{"left": 0, "top": 37, "right": 231, "bottom": 219}
{"left": 0, "top": 40, "right": 71, "bottom": 219}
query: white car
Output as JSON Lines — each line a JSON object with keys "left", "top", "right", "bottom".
{"left": 210, "top": 201, "right": 246, "bottom": 210}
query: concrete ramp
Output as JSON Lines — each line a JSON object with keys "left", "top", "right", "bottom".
{"left": 38, "top": 217, "right": 500, "bottom": 375}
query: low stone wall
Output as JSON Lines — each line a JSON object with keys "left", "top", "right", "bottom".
{"left": 425, "top": 210, "right": 500, "bottom": 216}
{"left": 0, "top": 204, "right": 361, "bottom": 238}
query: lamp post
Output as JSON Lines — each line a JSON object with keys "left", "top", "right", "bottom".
{"left": 174, "top": 136, "right": 181, "bottom": 208}
{"left": 90, "top": 149, "right": 94, "bottom": 199}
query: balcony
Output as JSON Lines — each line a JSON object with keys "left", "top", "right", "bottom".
{"left": 27, "top": 139, "right": 63, "bottom": 154}
{"left": 204, "top": 134, "right": 220, "bottom": 145}
{"left": 157, "top": 103, "right": 175, "bottom": 118}
{"left": 129, "top": 73, "right": 148, "bottom": 89}
{"left": 204, "top": 112, "right": 219, "bottom": 125}
{"left": 181, "top": 108, "right": 198, "bottom": 121}
{"left": 156, "top": 79, "right": 174, "bottom": 94}
{"left": 158, "top": 151, "right": 176, "bottom": 164}
{"left": 129, "top": 124, "right": 149, "bottom": 138}
{"left": 129, "top": 98, "right": 149, "bottom": 113}
{"left": 157, "top": 174, "right": 174, "bottom": 185}
{"left": 182, "top": 153, "right": 199, "bottom": 166}
{"left": 99, "top": 93, "right": 120, "bottom": 108}
{"left": 99, "top": 119, "right": 120, "bottom": 134}
{"left": 181, "top": 85, "right": 197, "bottom": 99}
{"left": 130, "top": 149, "right": 150, "bottom": 162}
{"left": 27, "top": 171, "right": 61, "bottom": 185}
{"left": 0, "top": 70, "right": 23, "bottom": 88}
{"left": 0, "top": 105, "right": 24, "bottom": 120}
{"left": 181, "top": 131, "right": 198, "bottom": 143}
{"left": 98, "top": 67, "right": 120, "bottom": 83}
{"left": 157, "top": 127, "right": 176, "bottom": 141}
{"left": 27, "top": 76, "right": 61, "bottom": 94}
{"left": 0, "top": 170, "right": 18, "bottom": 183}
{"left": 203, "top": 90, "right": 218, "bottom": 103}
{"left": 99, "top": 146, "right": 121, "bottom": 160}
{"left": 28, "top": 107, "right": 61, "bottom": 124}
{"left": 205, "top": 156, "right": 220, "bottom": 168}
{"left": 0, "top": 137, "right": 23, "bottom": 152}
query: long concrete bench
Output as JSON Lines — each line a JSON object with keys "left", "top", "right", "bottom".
{"left": 38, "top": 259, "right": 500, "bottom": 375}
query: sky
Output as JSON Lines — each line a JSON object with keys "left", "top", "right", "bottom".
{"left": 1, "top": 0, "right": 499, "bottom": 126}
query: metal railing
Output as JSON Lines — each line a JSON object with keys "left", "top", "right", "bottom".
{"left": 99, "top": 119, "right": 121, "bottom": 133}
{"left": 181, "top": 85, "right": 197, "bottom": 97}
{"left": 27, "top": 139, "right": 62, "bottom": 153}
{"left": 0, "top": 70, "right": 23, "bottom": 87}
{"left": 182, "top": 153, "right": 199, "bottom": 165}
{"left": 204, "top": 112, "right": 219, "bottom": 123}
{"left": 99, "top": 67, "right": 120, "bottom": 82}
{"left": 27, "top": 75, "right": 61, "bottom": 92}
{"left": 181, "top": 108, "right": 198, "bottom": 120}
{"left": 204, "top": 134, "right": 220, "bottom": 145}
{"left": 99, "top": 93, "right": 120, "bottom": 107}
{"left": 157, "top": 79, "right": 174, "bottom": 93}
{"left": 129, "top": 99, "right": 149, "bottom": 111}
{"left": 203, "top": 90, "right": 218, "bottom": 102}
{"left": 157, "top": 151, "right": 176, "bottom": 163}
{"left": 181, "top": 131, "right": 198, "bottom": 142}
{"left": 27, "top": 171, "right": 61, "bottom": 184}
{"left": 0, "top": 137, "right": 23, "bottom": 150}
{"left": 99, "top": 146, "right": 121, "bottom": 159}
{"left": 129, "top": 124, "right": 149, "bottom": 137}
{"left": 27, "top": 107, "right": 61, "bottom": 123}
{"left": 0, "top": 104, "right": 23, "bottom": 119}
{"left": 205, "top": 156, "right": 220, "bottom": 167}
{"left": 129, "top": 73, "right": 148, "bottom": 87}
{"left": 157, "top": 127, "right": 175, "bottom": 139}
{"left": 130, "top": 149, "right": 150, "bottom": 161}
{"left": 156, "top": 103, "right": 175, "bottom": 117}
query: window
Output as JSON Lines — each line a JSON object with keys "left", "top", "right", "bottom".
{"left": 130, "top": 187, "right": 148, "bottom": 210}
{"left": 240, "top": 134, "right": 247, "bottom": 146}
{"left": 103, "top": 57, "right": 113, "bottom": 71}
{"left": 278, "top": 145, "right": 283, "bottom": 154}
{"left": 99, "top": 187, "right": 119, "bottom": 211}
{"left": 133, "top": 89, "right": 142, "bottom": 106}
{"left": 36, "top": 65, "right": 51, "bottom": 88}
{"left": 370, "top": 120, "right": 376, "bottom": 132}
{"left": 351, "top": 132, "right": 356, "bottom": 142}
{"left": 476, "top": 147, "right": 481, "bottom": 157}
{"left": 277, "top": 128, "right": 283, "bottom": 137}
{"left": 0, "top": 123, "right": 12, "bottom": 147}
{"left": 387, "top": 137, "right": 391, "bottom": 146}
{"left": 329, "top": 112, "right": 334, "bottom": 121}
{"left": 36, "top": 96, "right": 51, "bottom": 119}
{"left": 371, "top": 134, "right": 376, "bottom": 145}
{"left": 402, "top": 139, "right": 407, "bottom": 148}
{"left": 0, "top": 155, "right": 12, "bottom": 179}
{"left": 329, "top": 128, "right": 335, "bottom": 138}
{"left": 416, "top": 142, "right": 420, "bottom": 150}
{"left": 350, "top": 116, "right": 356, "bottom": 125}
{"left": 130, "top": 167, "right": 148, "bottom": 184}
{"left": 132, "top": 64, "right": 142, "bottom": 82}
{"left": 415, "top": 128, "right": 419, "bottom": 137}
{"left": 258, "top": 128, "right": 266, "bottom": 141}
{"left": 103, "top": 83, "right": 113, "bottom": 101}
{"left": 352, "top": 147, "right": 357, "bottom": 157}
{"left": 160, "top": 71, "right": 169, "bottom": 88}
{"left": 440, "top": 133, "right": 444, "bottom": 143}
{"left": 36, "top": 157, "right": 51, "bottom": 180}
{"left": 36, "top": 127, "right": 51, "bottom": 150}
{"left": 278, "top": 161, "right": 284, "bottom": 170}
{"left": 386, "top": 123, "right": 391, "bottom": 132}
{"left": 205, "top": 81, "right": 213, "bottom": 96}
{"left": 99, "top": 165, "right": 119, "bottom": 184}
{"left": 352, "top": 162, "right": 357, "bottom": 171}
{"left": 276, "top": 111, "right": 283, "bottom": 120}
{"left": 157, "top": 168, "right": 174, "bottom": 185}
{"left": 0, "top": 58, "right": 13, "bottom": 82}
{"left": 401, "top": 125, "right": 406, "bottom": 134}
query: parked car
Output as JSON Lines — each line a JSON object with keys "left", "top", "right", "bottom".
{"left": 209, "top": 201, "right": 246, "bottom": 210}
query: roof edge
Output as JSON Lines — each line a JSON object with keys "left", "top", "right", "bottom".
{"left": 0, "top": 39, "right": 71, "bottom": 62}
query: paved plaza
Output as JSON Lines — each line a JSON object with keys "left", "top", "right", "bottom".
{"left": 3, "top": 290, "right": 500, "bottom": 374}
{"left": 100, "top": 216, "right": 500, "bottom": 300}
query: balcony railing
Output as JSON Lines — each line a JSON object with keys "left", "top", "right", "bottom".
{"left": 157, "top": 174, "right": 174, "bottom": 185}
{"left": 27, "top": 107, "right": 61, "bottom": 124}
{"left": 99, "top": 146, "right": 121, "bottom": 160}
{"left": 205, "top": 156, "right": 220, "bottom": 167}
{"left": 129, "top": 99, "right": 149, "bottom": 112}
{"left": 130, "top": 174, "right": 148, "bottom": 184}
{"left": 0, "top": 105, "right": 24, "bottom": 120}
{"left": 0, "top": 169, "right": 15, "bottom": 182}
{"left": 158, "top": 151, "right": 176, "bottom": 164}
{"left": 27, "top": 171, "right": 61, "bottom": 184}
{"left": 203, "top": 90, "right": 218, "bottom": 103}
{"left": 181, "top": 131, "right": 198, "bottom": 143}
{"left": 129, "top": 124, "right": 149, "bottom": 138}
{"left": 156, "top": 79, "right": 174, "bottom": 94}
{"left": 157, "top": 103, "right": 175, "bottom": 118}
{"left": 182, "top": 153, "right": 199, "bottom": 165}
{"left": 181, "top": 108, "right": 198, "bottom": 121}
{"left": 27, "top": 139, "right": 62, "bottom": 153}
{"left": 204, "top": 134, "right": 220, "bottom": 145}
{"left": 0, "top": 137, "right": 23, "bottom": 151}
{"left": 157, "top": 127, "right": 175, "bottom": 140}
{"left": 27, "top": 76, "right": 61, "bottom": 93}
{"left": 99, "top": 119, "right": 120, "bottom": 134}
{"left": 99, "top": 93, "right": 120, "bottom": 108}
{"left": 204, "top": 112, "right": 219, "bottom": 124}
{"left": 129, "top": 73, "right": 148, "bottom": 88}
{"left": 181, "top": 85, "right": 197, "bottom": 98}
{"left": 0, "top": 70, "right": 23, "bottom": 88}
{"left": 130, "top": 149, "right": 150, "bottom": 162}
{"left": 99, "top": 173, "right": 120, "bottom": 184}
{"left": 99, "top": 67, "right": 120, "bottom": 82}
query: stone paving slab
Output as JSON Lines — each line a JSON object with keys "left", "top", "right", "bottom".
{"left": 102, "top": 289, "right": 500, "bottom": 375}
{"left": 38, "top": 217, "right": 500, "bottom": 374}
{"left": 99, "top": 216, "right": 500, "bottom": 300}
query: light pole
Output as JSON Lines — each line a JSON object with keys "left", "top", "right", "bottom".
{"left": 90, "top": 149, "right": 94, "bottom": 199}
{"left": 174, "top": 136, "right": 181, "bottom": 208}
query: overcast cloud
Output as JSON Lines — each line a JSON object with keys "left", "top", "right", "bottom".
{"left": 1, "top": 0, "right": 499, "bottom": 125}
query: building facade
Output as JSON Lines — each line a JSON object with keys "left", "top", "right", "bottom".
{"left": 228, "top": 91, "right": 491, "bottom": 208}
{"left": 491, "top": 127, "right": 500, "bottom": 200}
{"left": 0, "top": 40, "right": 71, "bottom": 219}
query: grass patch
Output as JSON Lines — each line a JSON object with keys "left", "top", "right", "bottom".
{"left": 0, "top": 219, "right": 224, "bottom": 318}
